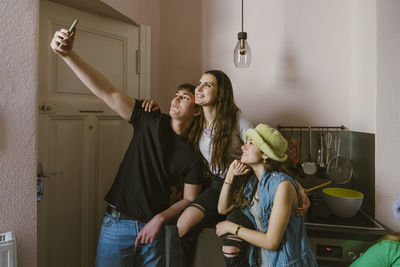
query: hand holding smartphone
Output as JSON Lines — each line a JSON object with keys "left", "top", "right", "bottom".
{"left": 58, "top": 18, "right": 79, "bottom": 48}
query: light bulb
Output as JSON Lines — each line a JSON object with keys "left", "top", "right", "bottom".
{"left": 234, "top": 32, "right": 251, "bottom": 68}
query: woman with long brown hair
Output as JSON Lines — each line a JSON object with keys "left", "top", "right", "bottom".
{"left": 175, "top": 70, "right": 255, "bottom": 266}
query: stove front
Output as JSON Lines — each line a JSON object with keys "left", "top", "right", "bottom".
{"left": 305, "top": 201, "right": 388, "bottom": 266}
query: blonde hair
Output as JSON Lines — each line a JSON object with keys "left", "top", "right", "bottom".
{"left": 380, "top": 232, "right": 400, "bottom": 242}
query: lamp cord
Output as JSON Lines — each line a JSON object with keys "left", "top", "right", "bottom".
{"left": 241, "top": 0, "right": 244, "bottom": 32}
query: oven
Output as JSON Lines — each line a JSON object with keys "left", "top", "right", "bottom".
{"left": 305, "top": 194, "right": 388, "bottom": 266}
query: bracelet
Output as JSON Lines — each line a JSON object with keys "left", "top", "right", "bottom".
{"left": 224, "top": 181, "right": 232, "bottom": 185}
{"left": 234, "top": 225, "right": 242, "bottom": 236}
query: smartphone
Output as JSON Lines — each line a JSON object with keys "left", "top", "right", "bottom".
{"left": 58, "top": 18, "right": 79, "bottom": 48}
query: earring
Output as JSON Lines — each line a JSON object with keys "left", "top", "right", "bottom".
{"left": 263, "top": 158, "right": 267, "bottom": 163}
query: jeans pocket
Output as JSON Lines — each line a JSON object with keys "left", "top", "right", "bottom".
{"left": 102, "top": 214, "right": 114, "bottom": 227}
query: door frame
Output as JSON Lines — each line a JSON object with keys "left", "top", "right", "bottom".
{"left": 37, "top": 1, "right": 151, "bottom": 266}
{"left": 138, "top": 24, "right": 151, "bottom": 99}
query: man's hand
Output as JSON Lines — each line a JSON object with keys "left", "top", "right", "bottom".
{"left": 135, "top": 214, "right": 165, "bottom": 247}
{"left": 50, "top": 29, "right": 76, "bottom": 56}
{"left": 294, "top": 180, "right": 310, "bottom": 216}
{"left": 141, "top": 100, "right": 160, "bottom": 112}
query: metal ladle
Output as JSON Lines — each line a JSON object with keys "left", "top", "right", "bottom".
{"left": 302, "top": 127, "right": 317, "bottom": 175}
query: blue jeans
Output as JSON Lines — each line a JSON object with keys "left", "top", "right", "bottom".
{"left": 95, "top": 212, "right": 165, "bottom": 267}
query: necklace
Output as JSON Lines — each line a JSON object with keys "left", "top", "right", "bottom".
{"left": 256, "top": 197, "right": 271, "bottom": 266}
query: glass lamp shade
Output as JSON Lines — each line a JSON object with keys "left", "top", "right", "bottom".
{"left": 234, "top": 32, "right": 251, "bottom": 68}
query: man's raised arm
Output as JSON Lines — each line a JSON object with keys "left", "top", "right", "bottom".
{"left": 50, "top": 28, "right": 135, "bottom": 120}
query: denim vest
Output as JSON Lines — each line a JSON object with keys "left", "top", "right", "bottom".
{"left": 241, "top": 171, "right": 318, "bottom": 267}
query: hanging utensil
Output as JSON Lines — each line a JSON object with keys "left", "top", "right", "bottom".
{"left": 317, "top": 129, "right": 322, "bottom": 166}
{"left": 315, "top": 129, "right": 327, "bottom": 178}
{"left": 305, "top": 133, "right": 353, "bottom": 193}
{"left": 325, "top": 132, "right": 333, "bottom": 166}
{"left": 302, "top": 127, "right": 317, "bottom": 175}
{"left": 296, "top": 129, "right": 305, "bottom": 178}
{"left": 318, "top": 129, "right": 325, "bottom": 168}
{"left": 326, "top": 135, "right": 353, "bottom": 183}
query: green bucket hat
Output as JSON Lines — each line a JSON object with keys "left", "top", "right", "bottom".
{"left": 244, "top": 124, "right": 288, "bottom": 162}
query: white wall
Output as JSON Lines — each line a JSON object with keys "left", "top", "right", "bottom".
{"left": 376, "top": 0, "right": 400, "bottom": 231}
{"left": 350, "top": 0, "right": 377, "bottom": 134}
{"left": 0, "top": 0, "right": 39, "bottom": 265}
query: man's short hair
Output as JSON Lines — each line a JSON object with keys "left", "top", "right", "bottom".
{"left": 177, "top": 83, "right": 196, "bottom": 95}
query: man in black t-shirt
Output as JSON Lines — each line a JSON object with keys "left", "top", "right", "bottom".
{"left": 50, "top": 28, "right": 203, "bottom": 267}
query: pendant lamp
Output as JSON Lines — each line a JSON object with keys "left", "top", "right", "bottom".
{"left": 234, "top": 0, "right": 251, "bottom": 68}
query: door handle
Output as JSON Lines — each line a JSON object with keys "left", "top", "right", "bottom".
{"left": 37, "top": 162, "right": 63, "bottom": 202}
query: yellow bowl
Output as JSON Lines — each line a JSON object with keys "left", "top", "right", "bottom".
{"left": 323, "top": 188, "right": 364, "bottom": 198}
{"left": 322, "top": 188, "right": 364, "bottom": 217}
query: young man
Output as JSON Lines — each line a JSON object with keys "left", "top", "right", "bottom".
{"left": 50, "top": 29, "right": 203, "bottom": 267}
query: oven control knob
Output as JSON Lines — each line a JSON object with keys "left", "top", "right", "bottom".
{"left": 348, "top": 251, "right": 357, "bottom": 260}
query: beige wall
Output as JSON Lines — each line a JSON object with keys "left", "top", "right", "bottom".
{"left": 376, "top": 0, "right": 400, "bottom": 232}
{"left": 0, "top": 0, "right": 39, "bottom": 265}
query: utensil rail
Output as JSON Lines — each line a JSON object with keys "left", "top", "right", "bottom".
{"left": 277, "top": 125, "right": 346, "bottom": 130}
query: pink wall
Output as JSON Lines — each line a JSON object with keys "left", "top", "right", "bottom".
{"left": 100, "top": 0, "right": 163, "bottom": 103}
{"left": 157, "top": 0, "right": 400, "bottom": 230}
{"left": 158, "top": 0, "right": 355, "bottom": 128}
{"left": 99, "top": 1, "right": 371, "bottom": 131}
{"left": 0, "top": 0, "right": 39, "bottom": 265}
{"left": 158, "top": 0, "right": 203, "bottom": 110}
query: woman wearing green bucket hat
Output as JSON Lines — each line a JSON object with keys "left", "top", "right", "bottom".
{"left": 216, "top": 124, "right": 317, "bottom": 267}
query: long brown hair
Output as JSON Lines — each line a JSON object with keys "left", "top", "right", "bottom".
{"left": 188, "top": 70, "right": 239, "bottom": 176}
{"left": 231, "top": 159, "right": 287, "bottom": 208}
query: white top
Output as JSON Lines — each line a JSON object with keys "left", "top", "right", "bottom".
{"left": 249, "top": 197, "right": 268, "bottom": 266}
{"left": 198, "top": 113, "right": 253, "bottom": 178}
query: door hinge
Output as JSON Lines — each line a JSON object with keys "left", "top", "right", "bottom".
{"left": 136, "top": 50, "right": 141, "bottom": 75}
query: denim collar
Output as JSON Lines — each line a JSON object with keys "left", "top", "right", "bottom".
{"left": 243, "top": 169, "right": 277, "bottom": 200}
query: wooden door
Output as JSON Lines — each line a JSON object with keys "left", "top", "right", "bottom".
{"left": 38, "top": 1, "right": 147, "bottom": 266}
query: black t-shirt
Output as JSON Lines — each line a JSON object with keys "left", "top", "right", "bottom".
{"left": 104, "top": 99, "right": 203, "bottom": 222}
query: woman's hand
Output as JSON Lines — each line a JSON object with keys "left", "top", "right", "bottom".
{"left": 141, "top": 99, "right": 160, "bottom": 112}
{"left": 50, "top": 29, "right": 76, "bottom": 56}
{"left": 219, "top": 160, "right": 248, "bottom": 215}
{"left": 216, "top": 220, "right": 236, "bottom": 237}
{"left": 226, "top": 160, "right": 250, "bottom": 183}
